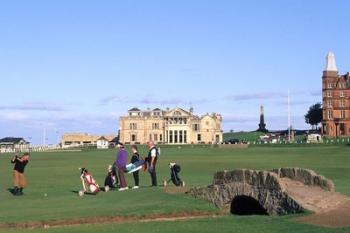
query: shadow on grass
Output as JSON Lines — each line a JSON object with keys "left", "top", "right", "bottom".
{"left": 70, "top": 190, "right": 98, "bottom": 196}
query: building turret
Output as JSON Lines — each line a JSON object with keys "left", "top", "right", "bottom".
{"left": 324, "top": 52, "right": 338, "bottom": 72}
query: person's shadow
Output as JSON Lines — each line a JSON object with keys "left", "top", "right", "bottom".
{"left": 70, "top": 190, "right": 98, "bottom": 195}
{"left": 7, "top": 188, "right": 16, "bottom": 195}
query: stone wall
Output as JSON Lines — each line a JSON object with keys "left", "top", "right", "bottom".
{"left": 270, "top": 167, "right": 335, "bottom": 192}
{"left": 187, "top": 168, "right": 336, "bottom": 215}
{"left": 188, "top": 169, "right": 304, "bottom": 215}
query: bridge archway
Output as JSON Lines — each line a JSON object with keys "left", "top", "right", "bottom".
{"left": 230, "top": 195, "right": 268, "bottom": 215}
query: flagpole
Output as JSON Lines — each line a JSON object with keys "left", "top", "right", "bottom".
{"left": 288, "top": 90, "right": 291, "bottom": 142}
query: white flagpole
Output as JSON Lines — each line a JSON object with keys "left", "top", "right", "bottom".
{"left": 43, "top": 127, "right": 46, "bottom": 146}
{"left": 288, "top": 90, "right": 291, "bottom": 142}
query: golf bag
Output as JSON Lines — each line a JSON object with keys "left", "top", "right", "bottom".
{"left": 169, "top": 163, "right": 182, "bottom": 186}
{"left": 80, "top": 168, "right": 100, "bottom": 194}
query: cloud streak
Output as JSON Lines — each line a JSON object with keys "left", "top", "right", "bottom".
{"left": 99, "top": 95, "right": 212, "bottom": 106}
{"left": 0, "top": 102, "right": 64, "bottom": 111}
{"left": 226, "top": 92, "right": 287, "bottom": 101}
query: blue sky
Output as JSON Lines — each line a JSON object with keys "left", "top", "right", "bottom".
{"left": 1, "top": 0, "right": 350, "bottom": 144}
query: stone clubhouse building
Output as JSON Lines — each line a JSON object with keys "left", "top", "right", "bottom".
{"left": 322, "top": 52, "right": 350, "bottom": 137}
{"left": 119, "top": 107, "right": 223, "bottom": 144}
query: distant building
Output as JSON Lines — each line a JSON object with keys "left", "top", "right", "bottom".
{"left": 0, "top": 137, "right": 29, "bottom": 153}
{"left": 61, "top": 133, "right": 116, "bottom": 148}
{"left": 307, "top": 133, "right": 322, "bottom": 143}
{"left": 322, "top": 52, "right": 350, "bottom": 137}
{"left": 119, "top": 107, "right": 223, "bottom": 144}
{"left": 97, "top": 136, "right": 110, "bottom": 149}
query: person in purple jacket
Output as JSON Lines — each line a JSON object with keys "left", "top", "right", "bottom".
{"left": 115, "top": 142, "right": 128, "bottom": 191}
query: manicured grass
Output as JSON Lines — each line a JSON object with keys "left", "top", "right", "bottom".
{"left": 224, "top": 131, "right": 265, "bottom": 142}
{"left": 0, "top": 216, "right": 347, "bottom": 233}
{"left": 0, "top": 145, "right": 349, "bottom": 232}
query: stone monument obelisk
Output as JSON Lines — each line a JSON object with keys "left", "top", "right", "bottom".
{"left": 257, "top": 105, "right": 268, "bottom": 133}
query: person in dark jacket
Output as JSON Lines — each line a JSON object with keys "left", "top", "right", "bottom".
{"left": 11, "top": 152, "right": 30, "bottom": 196}
{"left": 146, "top": 141, "right": 158, "bottom": 187}
{"left": 130, "top": 145, "right": 141, "bottom": 189}
{"left": 115, "top": 142, "right": 128, "bottom": 191}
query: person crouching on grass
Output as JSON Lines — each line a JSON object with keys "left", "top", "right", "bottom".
{"left": 80, "top": 168, "right": 100, "bottom": 194}
{"left": 11, "top": 152, "right": 30, "bottom": 196}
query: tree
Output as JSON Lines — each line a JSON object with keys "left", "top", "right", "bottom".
{"left": 305, "top": 103, "right": 323, "bottom": 130}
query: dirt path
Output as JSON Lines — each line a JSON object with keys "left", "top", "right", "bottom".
{"left": 280, "top": 178, "right": 350, "bottom": 228}
{"left": 0, "top": 211, "right": 223, "bottom": 230}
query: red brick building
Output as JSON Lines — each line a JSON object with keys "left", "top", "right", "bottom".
{"left": 322, "top": 52, "right": 350, "bottom": 137}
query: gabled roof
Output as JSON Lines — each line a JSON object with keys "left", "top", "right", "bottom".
{"left": 153, "top": 108, "right": 162, "bottom": 111}
{"left": 128, "top": 107, "right": 141, "bottom": 112}
{"left": 0, "top": 137, "right": 27, "bottom": 144}
{"left": 97, "top": 136, "right": 109, "bottom": 141}
{"left": 165, "top": 107, "right": 191, "bottom": 117}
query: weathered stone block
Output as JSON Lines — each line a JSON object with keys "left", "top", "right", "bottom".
{"left": 280, "top": 168, "right": 295, "bottom": 179}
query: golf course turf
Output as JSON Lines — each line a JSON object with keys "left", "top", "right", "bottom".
{"left": 0, "top": 145, "right": 349, "bottom": 232}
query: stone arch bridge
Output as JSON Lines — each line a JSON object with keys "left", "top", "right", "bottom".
{"left": 188, "top": 168, "right": 349, "bottom": 215}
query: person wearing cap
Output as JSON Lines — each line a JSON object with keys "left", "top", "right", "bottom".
{"left": 10, "top": 152, "right": 30, "bottom": 196}
{"left": 115, "top": 142, "right": 128, "bottom": 191}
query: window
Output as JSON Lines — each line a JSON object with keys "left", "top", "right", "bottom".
{"left": 341, "top": 110, "right": 346, "bottom": 119}
{"left": 192, "top": 124, "right": 200, "bottom": 131}
{"left": 169, "top": 131, "right": 173, "bottom": 143}
{"left": 179, "top": 130, "right": 183, "bottom": 143}
{"left": 154, "top": 134, "right": 158, "bottom": 141}
{"left": 131, "top": 134, "right": 137, "bottom": 141}
{"left": 153, "top": 111, "right": 161, "bottom": 116}
{"left": 340, "top": 100, "right": 345, "bottom": 108}
{"left": 174, "top": 131, "right": 178, "bottom": 143}
{"left": 327, "top": 100, "right": 333, "bottom": 108}
{"left": 160, "top": 134, "right": 162, "bottom": 141}
{"left": 327, "top": 91, "right": 332, "bottom": 97}
{"left": 130, "top": 123, "right": 137, "bottom": 130}
{"left": 197, "top": 134, "right": 201, "bottom": 142}
{"left": 327, "top": 83, "right": 333, "bottom": 89}
{"left": 184, "top": 130, "right": 187, "bottom": 143}
{"left": 340, "top": 91, "right": 344, "bottom": 97}
{"left": 327, "top": 110, "right": 333, "bottom": 119}
{"left": 152, "top": 123, "right": 159, "bottom": 129}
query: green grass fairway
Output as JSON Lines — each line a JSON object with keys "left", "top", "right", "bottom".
{"left": 1, "top": 216, "right": 347, "bottom": 233}
{"left": 0, "top": 145, "right": 349, "bottom": 232}
{"left": 224, "top": 131, "right": 265, "bottom": 142}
